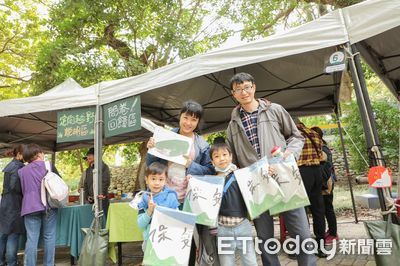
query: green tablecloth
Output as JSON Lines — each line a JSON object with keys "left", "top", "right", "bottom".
{"left": 106, "top": 202, "right": 143, "bottom": 262}
{"left": 56, "top": 204, "right": 94, "bottom": 258}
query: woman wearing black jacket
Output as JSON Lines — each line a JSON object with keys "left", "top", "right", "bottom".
{"left": 0, "top": 144, "right": 25, "bottom": 266}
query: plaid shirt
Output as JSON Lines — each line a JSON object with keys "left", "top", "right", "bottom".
{"left": 239, "top": 107, "right": 261, "bottom": 157}
{"left": 297, "top": 124, "right": 323, "bottom": 166}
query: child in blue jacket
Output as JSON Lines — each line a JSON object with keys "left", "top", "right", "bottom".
{"left": 137, "top": 162, "right": 180, "bottom": 251}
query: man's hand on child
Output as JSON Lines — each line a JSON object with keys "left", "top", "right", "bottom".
{"left": 147, "top": 193, "right": 156, "bottom": 216}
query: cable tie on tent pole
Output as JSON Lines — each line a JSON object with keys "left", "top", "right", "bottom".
{"left": 343, "top": 45, "right": 360, "bottom": 61}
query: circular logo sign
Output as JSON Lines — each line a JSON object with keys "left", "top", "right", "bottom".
{"left": 329, "top": 51, "right": 345, "bottom": 65}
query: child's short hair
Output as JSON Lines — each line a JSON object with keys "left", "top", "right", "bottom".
{"left": 209, "top": 142, "right": 232, "bottom": 159}
{"left": 145, "top": 162, "right": 168, "bottom": 176}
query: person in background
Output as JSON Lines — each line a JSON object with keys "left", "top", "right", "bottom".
{"left": 311, "top": 126, "right": 339, "bottom": 245}
{"left": 146, "top": 100, "right": 214, "bottom": 266}
{"left": 210, "top": 141, "right": 257, "bottom": 266}
{"left": 18, "top": 144, "right": 60, "bottom": 266}
{"left": 295, "top": 119, "right": 326, "bottom": 257}
{"left": 83, "top": 147, "right": 111, "bottom": 219}
{"left": 225, "top": 72, "right": 315, "bottom": 266}
{"left": 0, "top": 144, "right": 25, "bottom": 266}
{"left": 137, "top": 162, "right": 180, "bottom": 251}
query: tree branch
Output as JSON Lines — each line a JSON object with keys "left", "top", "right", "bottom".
{"left": 0, "top": 74, "right": 30, "bottom": 82}
{"left": 7, "top": 48, "right": 28, "bottom": 58}
{"left": 0, "top": 34, "right": 18, "bottom": 54}
{"left": 303, "top": 0, "right": 362, "bottom": 8}
{"left": 104, "top": 23, "right": 133, "bottom": 61}
{"left": 262, "top": 6, "right": 295, "bottom": 32}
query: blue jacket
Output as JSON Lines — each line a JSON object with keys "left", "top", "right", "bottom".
{"left": 137, "top": 187, "right": 180, "bottom": 240}
{"left": 146, "top": 128, "right": 214, "bottom": 176}
{"left": 0, "top": 158, "right": 25, "bottom": 234}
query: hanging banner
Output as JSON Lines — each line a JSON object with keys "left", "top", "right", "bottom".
{"left": 57, "top": 107, "right": 95, "bottom": 143}
{"left": 234, "top": 157, "right": 284, "bottom": 219}
{"left": 183, "top": 175, "right": 224, "bottom": 226}
{"left": 148, "top": 126, "right": 193, "bottom": 165}
{"left": 103, "top": 96, "right": 141, "bottom": 138}
{"left": 143, "top": 206, "right": 196, "bottom": 266}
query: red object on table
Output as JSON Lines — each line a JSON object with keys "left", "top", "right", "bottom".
{"left": 396, "top": 198, "right": 400, "bottom": 218}
{"left": 68, "top": 195, "right": 79, "bottom": 202}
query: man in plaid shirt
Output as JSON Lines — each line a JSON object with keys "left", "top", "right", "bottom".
{"left": 226, "top": 72, "right": 316, "bottom": 266}
{"left": 295, "top": 119, "right": 327, "bottom": 257}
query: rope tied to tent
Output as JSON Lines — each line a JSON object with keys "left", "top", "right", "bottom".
{"left": 342, "top": 44, "right": 360, "bottom": 61}
{"left": 336, "top": 116, "right": 369, "bottom": 167}
{"left": 381, "top": 200, "right": 400, "bottom": 216}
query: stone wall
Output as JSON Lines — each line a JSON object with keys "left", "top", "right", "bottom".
{"left": 330, "top": 146, "right": 399, "bottom": 183}
{"left": 331, "top": 147, "right": 357, "bottom": 178}
{"left": 109, "top": 164, "right": 138, "bottom": 195}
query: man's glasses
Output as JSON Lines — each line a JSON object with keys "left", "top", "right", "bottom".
{"left": 232, "top": 85, "right": 253, "bottom": 94}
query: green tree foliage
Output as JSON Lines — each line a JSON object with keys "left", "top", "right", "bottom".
{"left": 35, "top": 0, "right": 236, "bottom": 180}
{"left": 205, "top": 131, "right": 226, "bottom": 145}
{"left": 340, "top": 101, "right": 399, "bottom": 174}
{"left": 0, "top": 0, "right": 47, "bottom": 100}
{"left": 301, "top": 115, "right": 335, "bottom": 128}
{"left": 33, "top": 0, "right": 234, "bottom": 94}
{"left": 55, "top": 148, "right": 88, "bottom": 191}
{"left": 227, "top": 0, "right": 362, "bottom": 40}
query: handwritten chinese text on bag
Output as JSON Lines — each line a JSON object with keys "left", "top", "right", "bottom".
{"left": 234, "top": 157, "right": 284, "bottom": 219}
{"left": 182, "top": 175, "right": 224, "bottom": 226}
{"left": 268, "top": 154, "right": 310, "bottom": 215}
{"left": 143, "top": 206, "right": 196, "bottom": 266}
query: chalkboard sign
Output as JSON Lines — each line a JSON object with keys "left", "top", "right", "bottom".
{"left": 103, "top": 96, "right": 141, "bottom": 137}
{"left": 57, "top": 107, "right": 96, "bottom": 143}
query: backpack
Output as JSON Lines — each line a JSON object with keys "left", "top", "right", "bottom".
{"left": 40, "top": 161, "right": 68, "bottom": 208}
{"left": 321, "top": 145, "right": 335, "bottom": 192}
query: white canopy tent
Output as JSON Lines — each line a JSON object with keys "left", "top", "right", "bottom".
{"left": 0, "top": 79, "right": 157, "bottom": 153}
{"left": 90, "top": 0, "right": 399, "bottom": 134}
{"left": 1, "top": 0, "right": 398, "bottom": 150}
{"left": 0, "top": 0, "right": 398, "bottom": 216}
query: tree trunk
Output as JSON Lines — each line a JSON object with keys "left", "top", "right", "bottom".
{"left": 134, "top": 141, "right": 148, "bottom": 191}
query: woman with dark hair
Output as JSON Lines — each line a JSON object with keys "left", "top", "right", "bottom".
{"left": 146, "top": 100, "right": 216, "bottom": 265}
{"left": 18, "top": 144, "right": 60, "bottom": 266}
{"left": 146, "top": 100, "right": 214, "bottom": 203}
{"left": 0, "top": 144, "right": 25, "bottom": 266}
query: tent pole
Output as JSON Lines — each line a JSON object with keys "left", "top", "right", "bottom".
{"left": 94, "top": 85, "right": 104, "bottom": 222}
{"left": 335, "top": 109, "right": 358, "bottom": 223}
{"left": 51, "top": 151, "right": 56, "bottom": 166}
{"left": 346, "top": 43, "right": 388, "bottom": 215}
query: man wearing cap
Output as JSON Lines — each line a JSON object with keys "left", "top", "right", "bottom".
{"left": 83, "top": 148, "right": 111, "bottom": 218}
{"left": 226, "top": 72, "right": 316, "bottom": 266}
